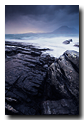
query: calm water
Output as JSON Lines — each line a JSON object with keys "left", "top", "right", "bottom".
{"left": 5, "top": 33, "right": 79, "bottom": 58}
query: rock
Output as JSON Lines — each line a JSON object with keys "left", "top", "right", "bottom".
{"left": 47, "top": 50, "right": 79, "bottom": 99}
{"left": 74, "top": 42, "right": 79, "bottom": 47}
{"left": 5, "top": 41, "right": 55, "bottom": 115}
{"left": 43, "top": 64, "right": 48, "bottom": 69}
{"left": 5, "top": 102, "right": 20, "bottom": 115}
{"left": 46, "top": 50, "right": 79, "bottom": 114}
{"left": 39, "top": 54, "right": 55, "bottom": 66}
{"left": 63, "top": 39, "right": 72, "bottom": 44}
{"left": 64, "top": 50, "right": 79, "bottom": 71}
{"left": 63, "top": 40, "right": 70, "bottom": 44}
{"left": 42, "top": 99, "right": 78, "bottom": 115}
{"left": 5, "top": 47, "right": 18, "bottom": 56}
{"left": 5, "top": 41, "right": 79, "bottom": 115}
{"left": 31, "top": 51, "right": 41, "bottom": 56}
{"left": 5, "top": 97, "right": 17, "bottom": 103}
{"left": 69, "top": 39, "right": 72, "bottom": 42}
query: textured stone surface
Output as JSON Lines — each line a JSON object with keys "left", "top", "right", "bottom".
{"left": 44, "top": 50, "right": 79, "bottom": 114}
{"left": 42, "top": 99, "right": 78, "bottom": 115}
{"left": 5, "top": 41, "right": 55, "bottom": 115}
{"left": 5, "top": 41, "right": 79, "bottom": 115}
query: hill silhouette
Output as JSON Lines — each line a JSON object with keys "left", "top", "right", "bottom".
{"left": 52, "top": 26, "right": 79, "bottom": 34}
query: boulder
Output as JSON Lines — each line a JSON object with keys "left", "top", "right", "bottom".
{"left": 46, "top": 50, "right": 79, "bottom": 114}
{"left": 74, "top": 42, "right": 79, "bottom": 47}
{"left": 63, "top": 39, "right": 72, "bottom": 44}
{"left": 47, "top": 50, "right": 79, "bottom": 99}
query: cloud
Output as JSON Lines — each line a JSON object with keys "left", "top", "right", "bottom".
{"left": 5, "top": 5, "right": 79, "bottom": 34}
{"left": 5, "top": 5, "right": 79, "bottom": 17}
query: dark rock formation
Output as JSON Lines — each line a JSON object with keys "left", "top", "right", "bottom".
{"left": 63, "top": 39, "right": 72, "bottom": 44}
{"left": 42, "top": 99, "right": 78, "bottom": 115}
{"left": 5, "top": 41, "right": 55, "bottom": 115}
{"left": 43, "top": 50, "right": 79, "bottom": 115}
{"left": 5, "top": 41, "right": 79, "bottom": 115}
{"left": 74, "top": 42, "right": 79, "bottom": 47}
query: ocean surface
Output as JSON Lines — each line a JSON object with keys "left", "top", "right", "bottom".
{"left": 5, "top": 33, "right": 79, "bottom": 58}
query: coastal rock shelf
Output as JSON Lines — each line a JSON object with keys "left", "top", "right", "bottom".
{"left": 5, "top": 41, "right": 79, "bottom": 115}
{"left": 5, "top": 41, "right": 55, "bottom": 115}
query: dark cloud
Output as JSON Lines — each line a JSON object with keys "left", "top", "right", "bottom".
{"left": 5, "top": 5, "right": 79, "bottom": 34}
{"left": 66, "top": 5, "right": 79, "bottom": 14}
{"left": 5, "top": 5, "right": 39, "bottom": 17}
{"left": 5, "top": 5, "right": 79, "bottom": 17}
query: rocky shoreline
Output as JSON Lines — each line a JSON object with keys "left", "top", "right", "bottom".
{"left": 5, "top": 41, "right": 79, "bottom": 115}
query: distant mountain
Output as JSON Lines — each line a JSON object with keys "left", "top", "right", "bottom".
{"left": 52, "top": 26, "right": 79, "bottom": 34}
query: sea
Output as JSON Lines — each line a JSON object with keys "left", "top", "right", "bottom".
{"left": 5, "top": 33, "right": 79, "bottom": 58}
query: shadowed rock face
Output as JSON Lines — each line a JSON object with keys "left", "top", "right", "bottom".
{"left": 44, "top": 50, "right": 79, "bottom": 115}
{"left": 5, "top": 41, "right": 55, "bottom": 115}
{"left": 5, "top": 41, "right": 79, "bottom": 115}
{"left": 42, "top": 99, "right": 78, "bottom": 115}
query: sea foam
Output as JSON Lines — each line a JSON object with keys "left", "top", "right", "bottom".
{"left": 5, "top": 34, "right": 79, "bottom": 58}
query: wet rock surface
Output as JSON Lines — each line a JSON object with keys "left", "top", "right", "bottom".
{"left": 74, "top": 42, "right": 79, "bottom": 47}
{"left": 5, "top": 41, "right": 79, "bottom": 115}
{"left": 5, "top": 41, "right": 55, "bottom": 115}
{"left": 45, "top": 50, "right": 79, "bottom": 115}
{"left": 63, "top": 39, "right": 72, "bottom": 44}
{"left": 42, "top": 99, "right": 78, "bottom": 115}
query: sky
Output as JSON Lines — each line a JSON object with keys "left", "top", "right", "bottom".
{"left": 5, "top": 5, "right": 79, "bottom": 34}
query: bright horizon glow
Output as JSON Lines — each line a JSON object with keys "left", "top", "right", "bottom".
{"left": 5, "top": 29, "right": 47, "bottom": 34}
{"left": 5, "top": 31, "right": 47, "bottom": 34}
